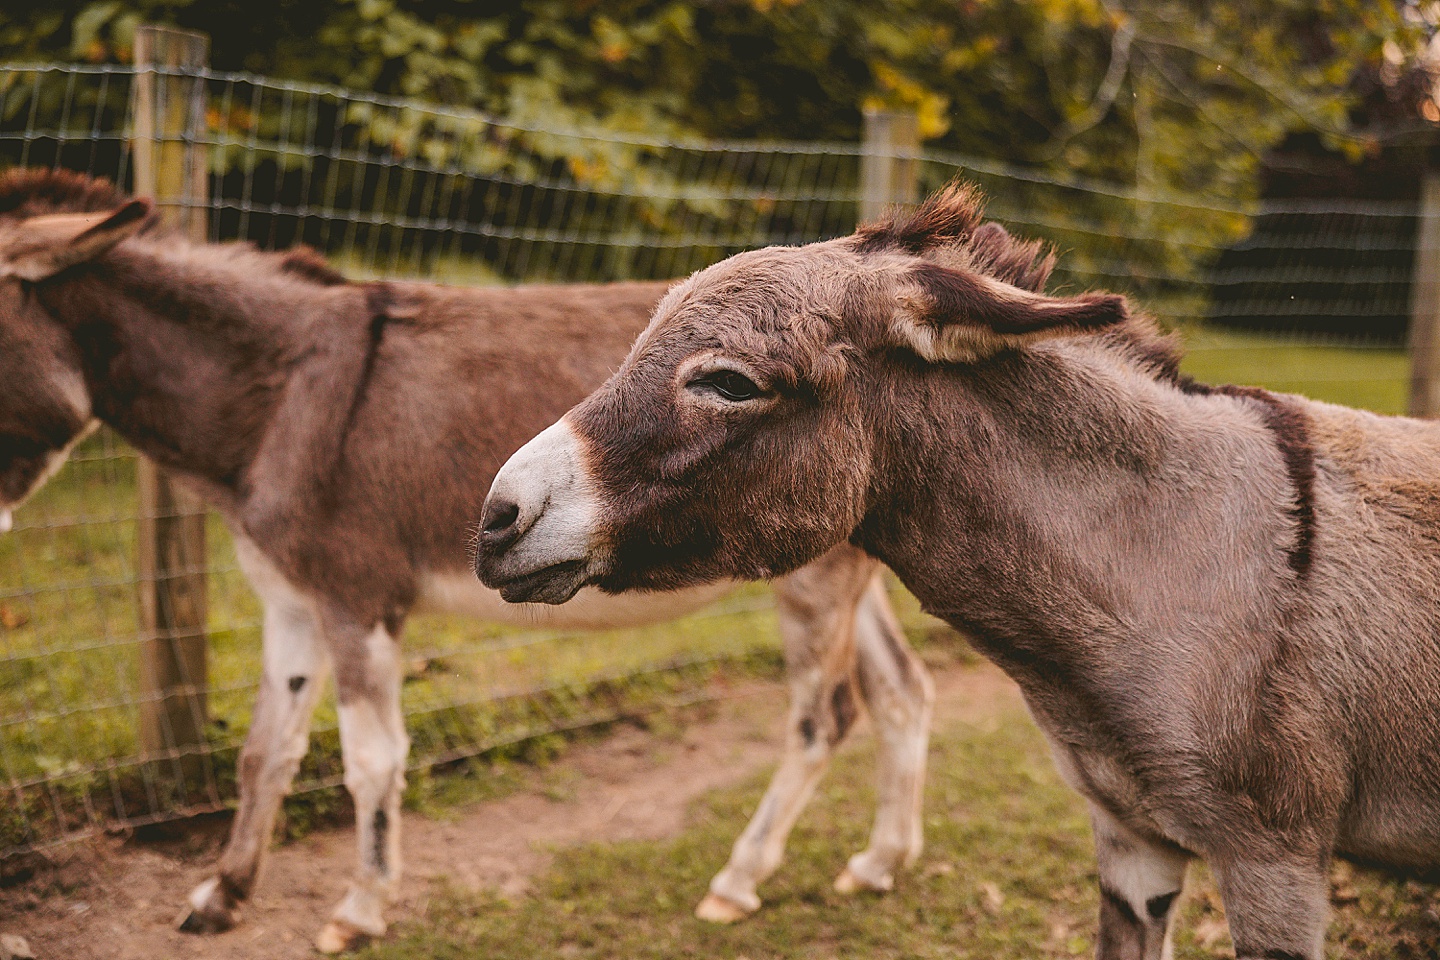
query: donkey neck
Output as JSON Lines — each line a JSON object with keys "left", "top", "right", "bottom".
{"left": 37, "top": 237, "right": 373, "bottom": 505}
{"left": 855, "top": 339, "right": 1302, "bottom": 680}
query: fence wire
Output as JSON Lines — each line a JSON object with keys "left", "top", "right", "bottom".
{"left": 0, "top": 61, "right": 1420, "bottom": 854}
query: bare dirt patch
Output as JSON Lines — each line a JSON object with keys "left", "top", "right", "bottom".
{"left": 0, "top": 660, "right": 1020, "bottom": 960}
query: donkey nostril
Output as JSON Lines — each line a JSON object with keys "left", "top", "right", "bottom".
{"left": 481, "top": 498, "right": 520, "bottom": 536}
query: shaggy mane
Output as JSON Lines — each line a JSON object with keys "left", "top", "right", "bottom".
{"left": 855, "top": 180, "right": 1056, "bottom": 293}
{"left": 857, "top": 180, "right": 1200, "bottom": 385}
{"left": 0, "top": 167, "right": 139, "bottom": 220}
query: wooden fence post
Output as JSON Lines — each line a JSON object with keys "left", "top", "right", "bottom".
{"left": 1410, "top": 170, "right": 1440, "bottom": 418}
{"left": 132, "top": 25, "right": 212, "bottom": 760}
{"left": 859, "top": 107, "right": 920, "bottom": 224}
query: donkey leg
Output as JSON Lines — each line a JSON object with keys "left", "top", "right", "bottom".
{"left": 181, "top": 558, "right": 328, "bottom": 933}
{"left": 834, "top": 573, "right": 934, "bottom": 895}
{"left": 315, "top": 614, "right": 410, "bottom": 954}
{"left": 697, "top": 544, "right": 875, "bottom": 922}
{"left": 1209, "top": 852, "right": 1329, "bottom": 960}
{"left": 1090, "top": 805, "right": 1191, "bottom": 960}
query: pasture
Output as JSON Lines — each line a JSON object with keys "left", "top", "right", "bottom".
{"left": 363, "top": 673, "right": 1437, "bottom": 960}
{"left": 10, "top": 329, "right": 1438, "bottom": 958}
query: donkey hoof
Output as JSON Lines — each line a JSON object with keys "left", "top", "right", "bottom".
{"left": 834, "top": 865, "right": 893, "bottom": 895}
{"left": 178, "top": 877, "right": 240, "bottom": 934}
{"left": 695, "top": 892, "right": 756, "bottom": 924}
{"left": 178, "top": 906, "right": 238, "bottom": 934}
{"left": 316, "top": 920, "right": 375, "bottom": 955}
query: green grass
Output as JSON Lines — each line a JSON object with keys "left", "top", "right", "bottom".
{"left": 364, "top": 687, "right": 1440, "bottom": 960}
{"left": 1178, "top": 326, "right": 1410, "bottom": 413}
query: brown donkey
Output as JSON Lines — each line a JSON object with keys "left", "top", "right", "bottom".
{"left": 0, "top": 170, "right": 935, "bottom": 951}
{"left": 476, "top": 181, "right": 1440, "bottom": 959}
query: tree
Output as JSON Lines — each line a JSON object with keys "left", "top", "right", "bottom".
{"left": 7, "top": 0, "right": 1425, "bottom": 194}
{"left": 1, "top": 0, "right": 1432, "bottom": 293}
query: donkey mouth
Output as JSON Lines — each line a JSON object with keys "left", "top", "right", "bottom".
{"left": 489, "top": 559, "right": 590, "bottom": 605}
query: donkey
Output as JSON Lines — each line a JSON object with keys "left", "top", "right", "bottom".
{"left": 0, "top": 169, "right": 936, "bottom": 952}
{"left": 475, "top": 179, "right": 1440, "bottom": 959}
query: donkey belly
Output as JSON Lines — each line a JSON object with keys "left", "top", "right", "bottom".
{"left": 1337, "top": 781, "right": 1440, "bottom": 874}
{"left": 416, "top": 570, "right": 736, "bottom": 631}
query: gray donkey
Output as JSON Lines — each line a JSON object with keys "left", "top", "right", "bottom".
{"left": 0, "top": 169, "right": 935, "bottom": 952}
{"left": 475, "top": 180, "right": 1440, "bottom": 959}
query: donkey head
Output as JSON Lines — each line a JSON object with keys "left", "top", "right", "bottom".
{"left": 0, "top": 195, "right": 150, "bottom": 529}
{"left": 473, "top": 182, "right": 1128, "bottom": 602}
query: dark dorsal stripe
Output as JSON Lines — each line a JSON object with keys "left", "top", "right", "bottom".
{"left": 1181, "top": 379, "right": 1317, "bottom": 581}
{"left": 327, "top": 283, "right": 397, "bottom": 493}
{"left": 1120, "top": 328, "right": 1318, "bottom": 582}
{"left": 241, "top": 280, "right": 400, "bottom": 543}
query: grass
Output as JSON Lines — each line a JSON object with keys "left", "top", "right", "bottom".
{"left": 1178, "top": 326, "right": 1410, "bottom": 413}
{"left": 364, "top": 685, "right": 1440, "bottom": 960}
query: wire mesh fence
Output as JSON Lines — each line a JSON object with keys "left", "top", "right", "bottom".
{"left": 0, "top": 56, "right": 1425, "bottom": 855}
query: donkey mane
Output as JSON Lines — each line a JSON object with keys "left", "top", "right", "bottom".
{"left": 854, "top": 181, "right": 1197, "bottom": 395}
{"left": 0, "top": 167, "right": 147, "bottom": 222}
{"left": 855, "top": 181, "right": 1056, "bottom": 293}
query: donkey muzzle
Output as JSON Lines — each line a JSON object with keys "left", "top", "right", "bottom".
{"left": 473, "top": 417, "right": 603, "bottom": 604}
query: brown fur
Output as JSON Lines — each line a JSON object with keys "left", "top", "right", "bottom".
{"left": 279, "top": 245, "right": 349, "bottom": 286}
{"left": 0, "top": 167, "right": 139, "bottom": 220}
{"left": 854, "top": 181, "right": 985, "bottom": 255}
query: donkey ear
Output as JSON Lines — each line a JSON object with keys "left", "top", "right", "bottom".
{"left": 890, "top": 260, "right": 1128, "bottom": 362}
{"left": 0, "top": 199, "right": 151, "bottom": 281}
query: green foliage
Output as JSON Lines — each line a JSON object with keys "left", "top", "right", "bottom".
{"left": 1, "top": 1, "right": 1430, "bottom": 298}
{"left": 2, "top": 0, "right": 1426, "bottom": 199}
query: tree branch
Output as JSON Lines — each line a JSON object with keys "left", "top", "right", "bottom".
{"left": 1035, "top": 18, "right": 1135, "bottom": 161}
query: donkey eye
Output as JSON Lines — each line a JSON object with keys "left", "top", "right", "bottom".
{"left": 688, "top": 369, "right": 762, "bottom": 402}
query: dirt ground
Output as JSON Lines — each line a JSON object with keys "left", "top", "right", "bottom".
{"left": 0, "top": 661, "right": 1021, "bottom": 960}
